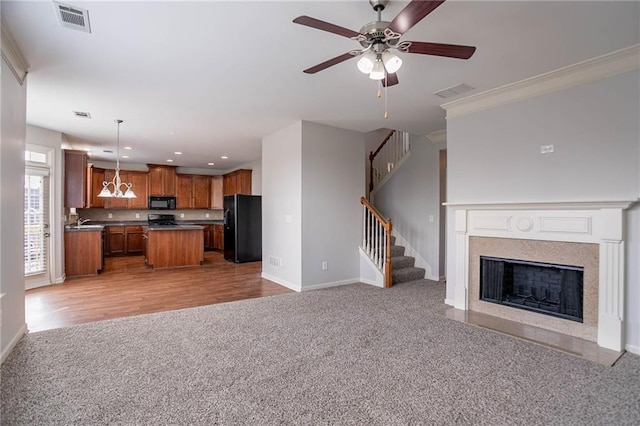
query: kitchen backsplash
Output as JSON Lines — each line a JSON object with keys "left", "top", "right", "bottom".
{"left": 73, "top": 208, "right": 224, "bottom": 223}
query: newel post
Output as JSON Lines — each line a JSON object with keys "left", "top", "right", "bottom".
{"left": 384, "top": 219, "right": 393, "bottom": 288}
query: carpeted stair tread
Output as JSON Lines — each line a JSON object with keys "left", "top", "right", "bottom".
{"left": 393, "top": 266, "right": 426, "bottom": 284}
{"left": 390, "top": 245, "right": 405, "bottom": 257}
{"left": 391, "top": 255, "right": 415, "bottom": 269}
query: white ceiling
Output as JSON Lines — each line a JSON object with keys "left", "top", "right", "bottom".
{"left": 3, "top": 1, "right": 639, "bottom": 169}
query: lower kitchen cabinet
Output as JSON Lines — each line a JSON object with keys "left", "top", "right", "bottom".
{"left": 106, "top": 225, "right": 145, "bottom": 256}
{"left": 65, "top": 230, "right": 103, "bottom": 276}
{"left": 213, "top": 224, "right": 224, "bottom": 251}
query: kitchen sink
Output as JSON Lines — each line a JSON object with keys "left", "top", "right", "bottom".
{"left": 66, "top": 224, "right": 105, "bottom": 229}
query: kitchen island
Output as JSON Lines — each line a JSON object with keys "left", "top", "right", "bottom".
{"left": 144, "top": 225, "right": 204, "bottom": 269}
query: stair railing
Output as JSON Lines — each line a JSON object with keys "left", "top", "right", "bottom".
{"left": 369, "top": 130, "right": 410, "bottom": 196}
{"left": 360, "top": 197, "right": 393, "bottom": 288}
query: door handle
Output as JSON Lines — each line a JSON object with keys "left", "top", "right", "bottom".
{"left": 44, "top": 232, "right": 50, "bottom": 238}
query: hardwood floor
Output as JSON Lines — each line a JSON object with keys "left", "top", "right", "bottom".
{"left": 26, "top": 251, "right": 293, "bottom": 332}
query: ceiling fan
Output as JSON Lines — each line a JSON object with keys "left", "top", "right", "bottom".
{"left": 293, "top": 0, "right": 476, "bottom": 87}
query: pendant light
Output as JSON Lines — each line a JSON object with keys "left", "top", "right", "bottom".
{"left": 98, "top": 119, "right": 136, "bottom": 198}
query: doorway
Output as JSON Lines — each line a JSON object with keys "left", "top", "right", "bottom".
{"left": 24, "top": 146, "right": 53, "bottom": 290}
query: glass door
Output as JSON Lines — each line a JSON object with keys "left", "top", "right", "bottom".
{"left": 24, "top": 148, "right": 53, "bottom": 289}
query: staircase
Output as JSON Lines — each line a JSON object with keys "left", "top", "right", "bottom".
{"left": 389, "top": 235, "right": 426, "bottom": 284}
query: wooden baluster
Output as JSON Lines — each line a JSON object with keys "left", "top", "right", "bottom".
{"left": 362, "top": 204, "right": 366, "bottom": 249}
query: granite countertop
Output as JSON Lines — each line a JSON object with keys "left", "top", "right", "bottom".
{"left": 66, "top": 220, "right": 223, "bottom": 228}
{"left": 145, "top": 224, "right": 206, "bottom": 231}
{"left": 64, "top": 224, "right": 105, "bottom": 232}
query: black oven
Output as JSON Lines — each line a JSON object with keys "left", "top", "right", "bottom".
{"left": 148, "top": 196, "right": 176, "bottom": 210}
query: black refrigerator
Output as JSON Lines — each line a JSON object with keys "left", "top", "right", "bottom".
{"left": 224, "top": 194, "right": 262, "bottom": 263}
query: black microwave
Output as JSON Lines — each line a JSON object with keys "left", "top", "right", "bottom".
{"left": 148, "top": 196, "right": 176, "bottom": 210}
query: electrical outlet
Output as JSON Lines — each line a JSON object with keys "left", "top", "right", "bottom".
{"left": 428, "top": 215, "right": 434, "bottom": 223}
{"left": 322, "top": 261, "right": 328, "bottom": 270}
{"left": 205, "top": 213, "right": 210, "bottom": 218}
{"left": 180, "top": 213, "right": 185, "bottom": 218}
{"left": 135, "top": 213, "right": 140, "bottom": 219}
{"left": 108, "top": 213, "right": 113, "bottom": 219}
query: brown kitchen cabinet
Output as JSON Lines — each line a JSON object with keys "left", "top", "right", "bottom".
{"left": 213, "top": 224, "right": 224, "bottom": 250}
{"left": 223, "top": 169, "right": 251, "bottom": 196}
{"left": 106, "top": 225, "right": 144, "bottom": 256}
{"left": 203, "top": 224, "right": 213, "bottom": 250}
{"left": 211, "top": 175, "right": 223, "bottom": 209}
{"left": 64, "top": 150, "right": 87, "bottom": 208}
{"left": 65, "top": 229, "right": 103, "bottom": 276}
{"left": 86, "top": 165, "right": 106, "bottom": 208}
{"left": 148, "top": 164, "right": 177, "bottom": 196}
{"left": 102, "top": 170, "right": 148, "bottom": 209}
{"left": 177, "top": 174, "right": 211, "bottom": 209}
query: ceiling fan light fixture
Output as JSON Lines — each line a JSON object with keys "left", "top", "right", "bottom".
{"left": 357, "top": 51, "right": 376, "bottom": 74}
{"left": 369, "top": 59, "right": 385, "bottom": 80}
{"left": 382, "top": 50, "right": 402, "bottom": 73}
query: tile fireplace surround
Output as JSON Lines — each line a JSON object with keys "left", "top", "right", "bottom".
{"left": 447, "top": 201, "right": 636, "bottom": 352}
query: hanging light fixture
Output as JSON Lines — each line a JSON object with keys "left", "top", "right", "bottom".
{"left": 98, "top": 119, "right": 136, "bottom": 198}
{"left": 381, "top": 50, "right": 402, "bottom": 73}
{"left": 369, "top": 57, "right": 386, "bottom": 80}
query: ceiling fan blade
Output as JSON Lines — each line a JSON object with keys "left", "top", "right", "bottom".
{"left": 382, "top": 72, "right": 399, "bottom": 87}
{"left": 293, "top": 16, "right": 361, "bottom": 39}
{"left": 405, "top": 42, "right": 476, "bottom": 59}
{"left": 303, "top": 52, "right": 355, "bottom": 74}
{"left": 387, "top": 1, "right": 446, "bottom": 35}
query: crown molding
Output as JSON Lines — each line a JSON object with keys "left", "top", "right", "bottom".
{"left": 441, "top": 44, "right": 640, "bottom": 119}
{"left": 425, "top": 129, "right": 446, "bottom": 145}
{"left": 1, "top": 16, "right": 29, "bottom": 85}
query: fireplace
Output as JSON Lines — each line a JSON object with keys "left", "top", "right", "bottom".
{"left": 480, "top": 256, "right": 584, "bottom": 322}
{"left": 447, "top": 201, "right": 633, "bottom": 352}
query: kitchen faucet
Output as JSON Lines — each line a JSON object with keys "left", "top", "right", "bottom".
{"left": 77, "top": 218, "right": 91, "bottom": 226}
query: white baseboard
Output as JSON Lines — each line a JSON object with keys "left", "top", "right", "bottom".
{"left": 1, "top": 323, "right": 27, "bottom": 364}
{"left": 444, "top": 298, "right": 455, "bottom": 307}
{"left": 302, "top": 278, "right": 360, "bottom": 292}
{"left": 261, "top": 272, "right": 301, "bottom": 292}
{"left": 626, "top": 344, "right": 640, "bottom": 356}
{"left": 360, "top": 278, "right": 384, "bottom": 288}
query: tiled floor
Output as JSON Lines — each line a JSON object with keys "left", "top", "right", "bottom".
{"left": 444, "top": 308, "right": 624, "bottom": 366}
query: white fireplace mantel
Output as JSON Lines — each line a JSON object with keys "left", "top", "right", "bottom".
{"left": 446, "top": 199, "right": 637, "bottom": 352}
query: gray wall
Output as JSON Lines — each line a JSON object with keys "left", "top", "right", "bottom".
{"left": 1, "top": 58, "right": 27, "bottom": 359}
{"left": 445, "top": 70, "right": 640, "bottom": 351}
{"left": 374, "top": 134, "right": 444, "bottom": 279}
{"left": 262, "top": 121, "right": 365, "bottom": 291}
{"left": 301, "top": 122, "right": 365, "bottom": 287}
{"left": 262, "top": 122, "right": 303, "bottom": 289}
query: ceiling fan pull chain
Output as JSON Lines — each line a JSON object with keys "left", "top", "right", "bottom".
{"left": 384, "top": 80, "right": 389, "bottom": 119}
{"left": 377, "top": 80, "right": 382, "bottom": 98}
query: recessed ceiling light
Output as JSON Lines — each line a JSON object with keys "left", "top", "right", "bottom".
{"left": 122, "top": 155, "right": 129, "bottom": 159}
{"left": 208, "top": 162, "right": 215, "bottom": 166}
{"left": 221, "top": 156, "right": 228, "bottom": 159}
{"left": 166, "top": 159, "right": 173, "bottom": 163}
{"left": 174, "top": 151, "right": 182, "bottom": 155}
{"left": 124, "top": 146, "right": 132, "bottom": 150}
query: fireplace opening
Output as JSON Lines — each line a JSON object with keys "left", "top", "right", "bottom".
{"left": 480, "top": 256, "right": 584, "bottom": 322}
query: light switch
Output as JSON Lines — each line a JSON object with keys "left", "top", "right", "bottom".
{"left": 285, "top": 215, "right": 293, "bottom": 224}
{"left": 428, "top": 215, "right": 434, "bottom": 223}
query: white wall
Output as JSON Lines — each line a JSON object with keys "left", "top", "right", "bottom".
{"left": 262, "top": 122, "right": 302, "bottom": 290}
{"left": 25, "top": 125, "right": 65, "bottom": 284}
{"left": 1, "top": 58, "right": 27, "bottom": 360}
{"left": 374, "top": 134, "right": 444, "bottom": 280}
{"left": 301, "top": 122, "right": 364, "bottom": 289}
{"left": 445, "top": 70, "right": 640, "bottom": 351}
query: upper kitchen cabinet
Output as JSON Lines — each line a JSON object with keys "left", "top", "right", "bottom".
{"left": 64, "top": 150, "right": 87, "bottom": 208}
{"left": 211, "top": 175, "right": 223, "bottom": 209}
{"left": 86, "top": 164, "right": 105, "bottom": 208}
{"left": 103, "top": 170, "right": 149, "bottom": 209}
{"left": 223, "top": 169, "right": 252, "bottom": 196}
{"left": 148, "top": 164, "right": 177, "bottom": 196}
{"left": 177, "top": 174, "right": 210, "bottom": 209}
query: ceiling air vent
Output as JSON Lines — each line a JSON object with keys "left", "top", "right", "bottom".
{"left": 53, "top": 2, "right": 91, "bottom": 33}
{"left": 103, "top": 149, "right": 113, "bottom": 154}
{"left": 434, "top": 83, "right": 474, "bottom": 99}
{"left": 72, "top": 110, "right": 91, "bottom": 118}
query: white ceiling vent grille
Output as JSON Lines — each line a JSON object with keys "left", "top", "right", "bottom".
{"left": 72, "top": 110, "right": 91, "bottom": 118}
{"left": 434, "top": 83, "right": 474, "bottom": 99}
{"left": 53, "top": 2, "right": 91, "bottom": 33}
